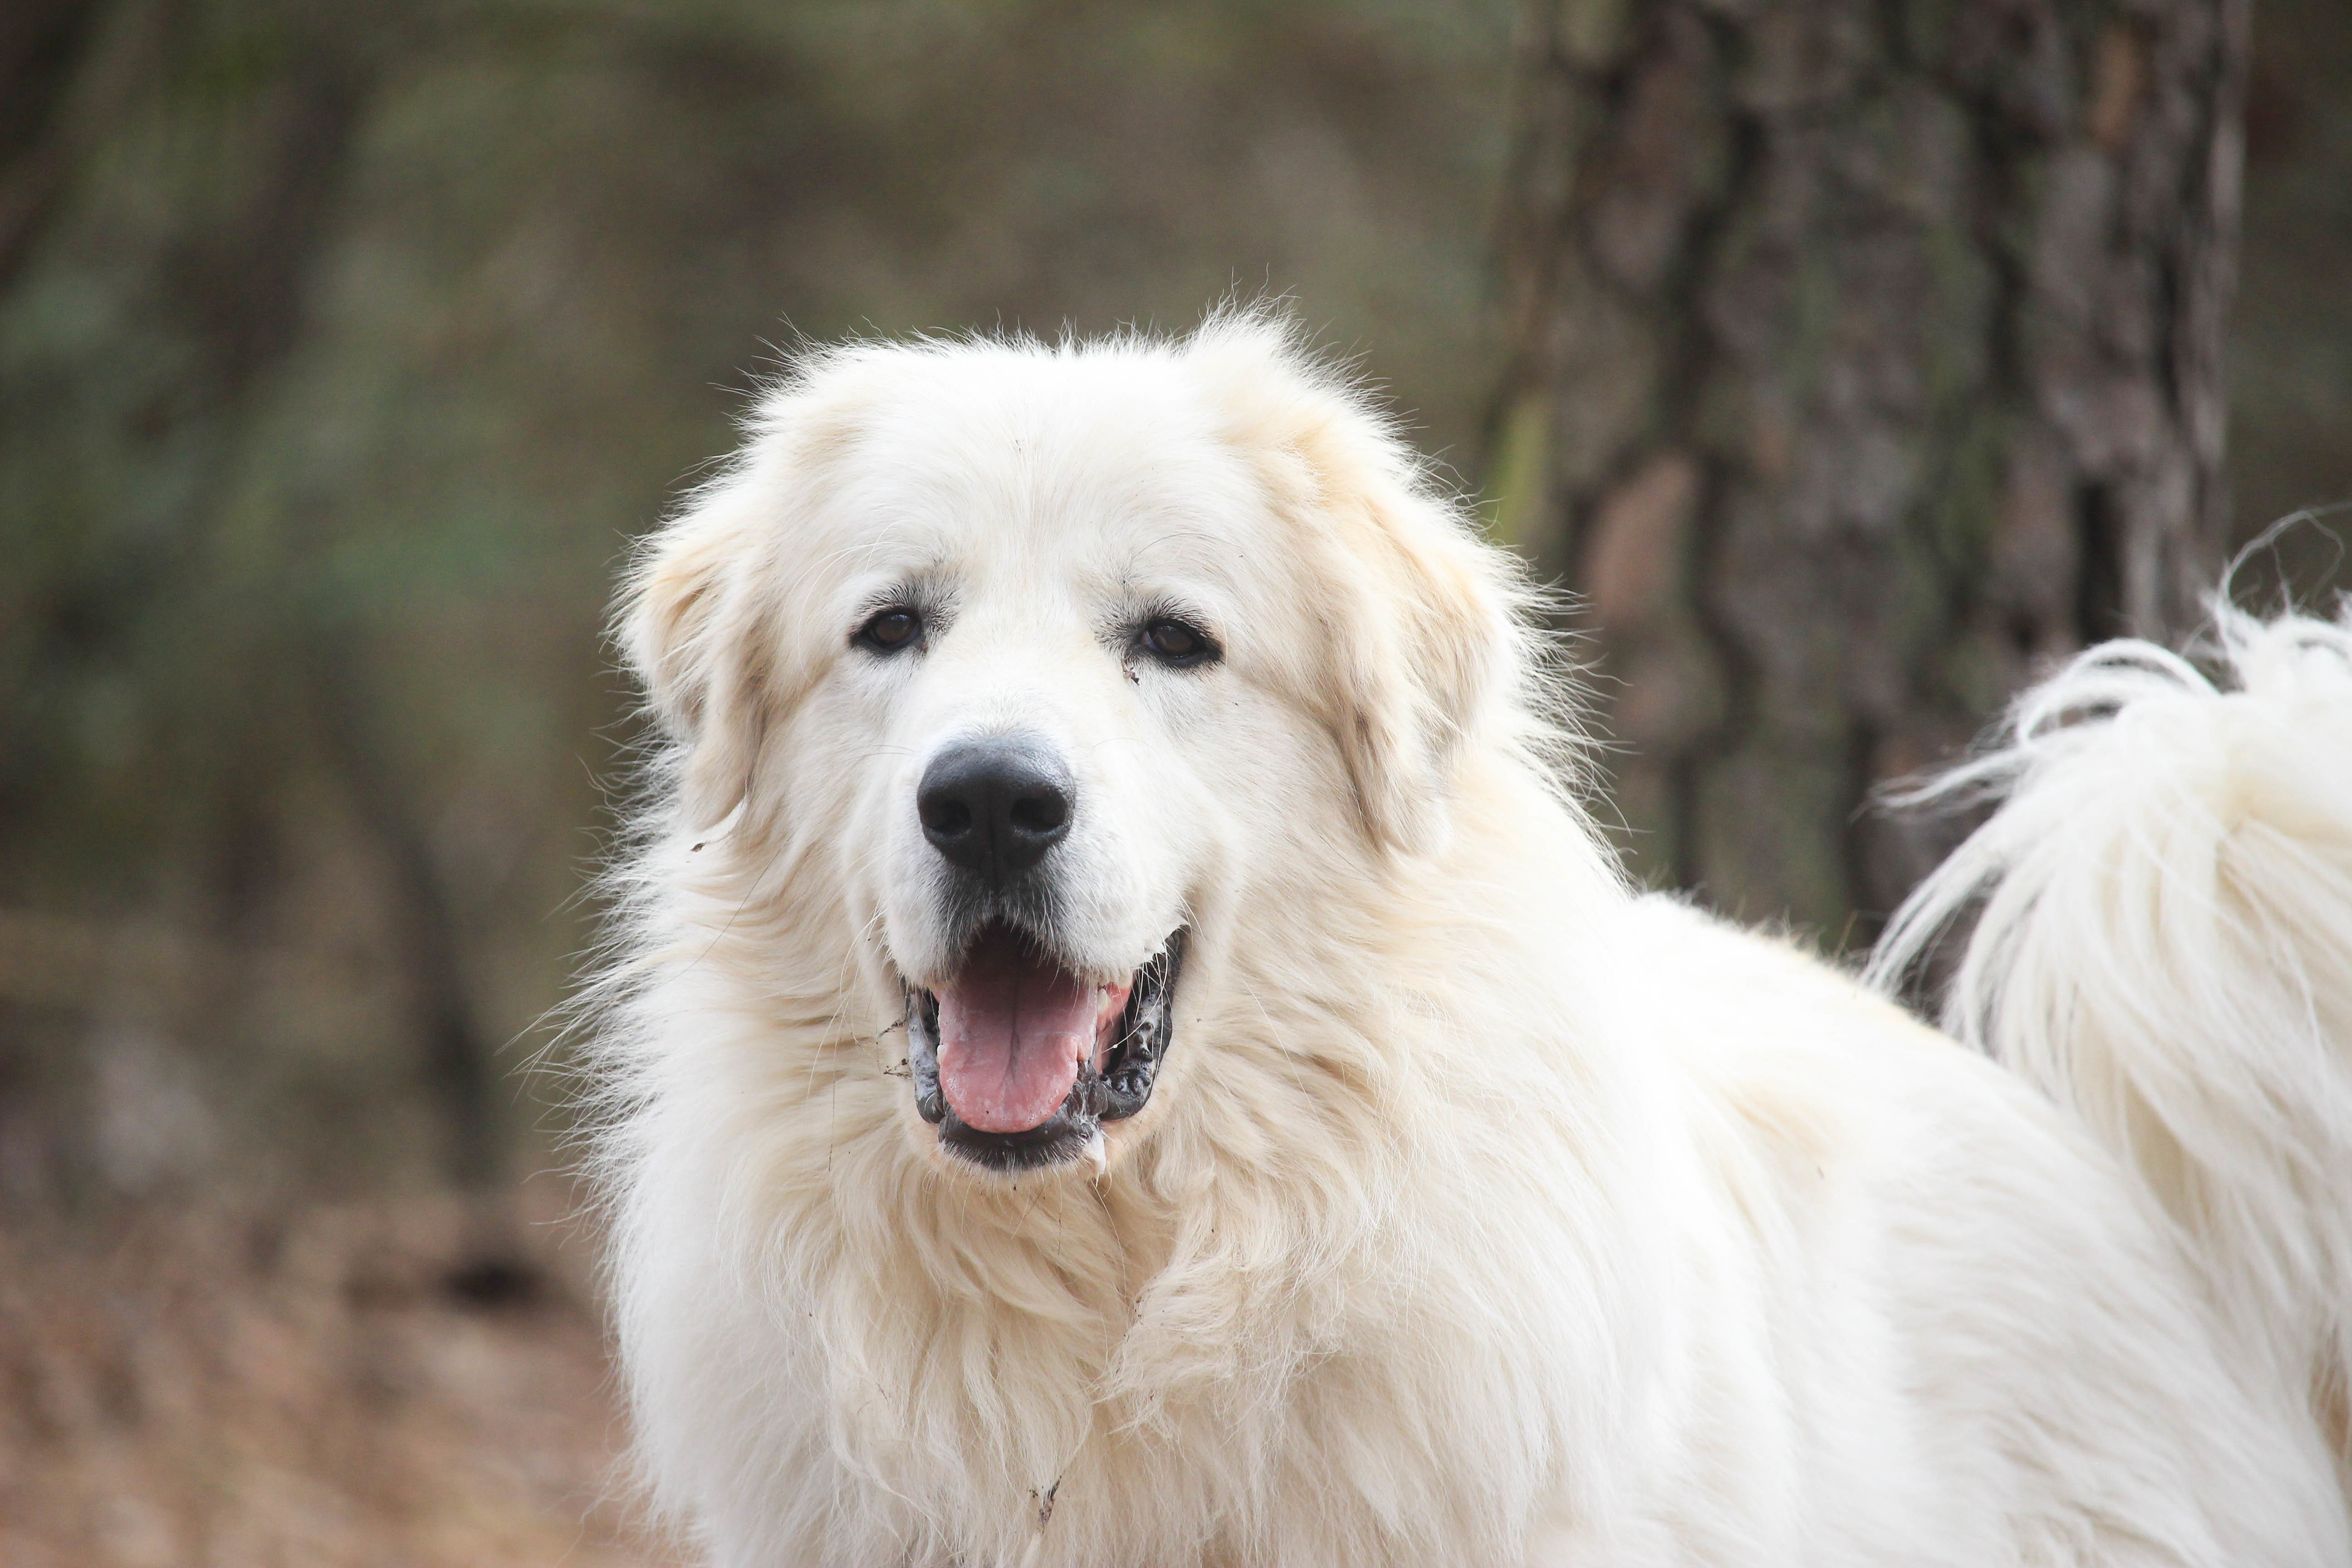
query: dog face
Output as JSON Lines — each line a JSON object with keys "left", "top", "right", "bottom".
{"left": 622, "top": 319, "right": 1515, "bottom": 1176}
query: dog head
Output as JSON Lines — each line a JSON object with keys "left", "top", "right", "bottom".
{"left": 620, "top": 315, "right": 1523, "bottom": 1175}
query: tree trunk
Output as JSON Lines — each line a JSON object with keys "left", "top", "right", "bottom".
{"left": 1490, "top": 0, "right": 2249, "bottom": 938}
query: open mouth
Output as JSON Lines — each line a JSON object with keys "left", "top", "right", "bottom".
{"left": 906, "top": 924, "right": 1185, "bottom": 1172}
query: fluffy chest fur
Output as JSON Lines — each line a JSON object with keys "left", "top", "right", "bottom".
{"left": 605, "top": 824, "right": 1685, "bottom": 1568}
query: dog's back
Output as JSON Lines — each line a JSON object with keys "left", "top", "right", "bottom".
{"left": 1602, "top": 892, "right": 2343, "bottom": 1563}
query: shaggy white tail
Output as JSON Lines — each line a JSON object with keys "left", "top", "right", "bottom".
{"left": 1867, "top": 600, "right": 2352, "bottom": 1465}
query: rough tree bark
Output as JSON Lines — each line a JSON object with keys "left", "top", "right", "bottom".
{"left": 1490, "top": 0, "right": 2249, "bottom": 938}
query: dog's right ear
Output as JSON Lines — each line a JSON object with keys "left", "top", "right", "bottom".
{"left": 619, "top": 483, "right": 779, "bottom": 830}
{"left": 1186, "top": 311, "right": 1521, "bottom": 858}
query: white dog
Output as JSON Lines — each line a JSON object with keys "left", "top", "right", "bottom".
{"left": 587, "top": 314, "right": 2352, "bottom": 1565}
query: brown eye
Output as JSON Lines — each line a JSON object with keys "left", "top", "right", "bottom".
{"left": 857, "top": 608, "right": 921, "bottom": 652}
{"left": 1139, "top": 617, "right": 1217, "bottom": 667}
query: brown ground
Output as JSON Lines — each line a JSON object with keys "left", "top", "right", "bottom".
{"left": 0, "top": 1189, "right": 677, "bottom": 1568}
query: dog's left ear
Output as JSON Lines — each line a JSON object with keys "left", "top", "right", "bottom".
{"left": 1313, "top": 470, "right": 1517, "bottom": 857}
{"left": 1188, "top": 316, "right": 1519, "bottom": 857}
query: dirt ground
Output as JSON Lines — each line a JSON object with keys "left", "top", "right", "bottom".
{"left": 0, "top": 1187, "right": 677, "bottom": 1568}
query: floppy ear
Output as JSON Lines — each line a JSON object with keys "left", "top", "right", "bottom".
{"left": 621, "top": 350, "right": 894, "bottom": 833}
{"left": 619, "top": 482, "right": 782, "bottom": 830}
{"left": 1314, "top": 478, "right": 1516, "bottom": 856}
{"left": 1187, "top": 314, "right": 1519, "bottom": 856}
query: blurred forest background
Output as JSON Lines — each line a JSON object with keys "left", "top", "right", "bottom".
{"left": 0, "top": 0, "right": 2345, "bottom": 1561}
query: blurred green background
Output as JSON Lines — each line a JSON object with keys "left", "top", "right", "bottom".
{"left": 0, "top": 0, "right": 2344, "bottom": 1212}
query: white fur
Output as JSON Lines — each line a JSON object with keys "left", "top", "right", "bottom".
{"left": 588, "top": 316, "right": 2352, "bottom": 1566}
{"left": 1867, "top": 600, "right": 2352, "bottom": 1493}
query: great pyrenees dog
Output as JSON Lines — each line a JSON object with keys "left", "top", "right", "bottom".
{"left": 588, "top": 314, "right": 2352, "bottom": 1565}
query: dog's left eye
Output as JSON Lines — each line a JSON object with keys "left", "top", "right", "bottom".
{"left": 1139, "top": 617, "right": 1218, "bottom": 668}
{"left": 856, "top": 608, "right": 922, "bottom": 652}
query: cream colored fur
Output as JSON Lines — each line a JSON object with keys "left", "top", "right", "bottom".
{"left": 1868, "top": 600, "right": 2352, "bottom": 1495}
{"left": 588, "top": 315, "right": 2352, "bottom": 1566}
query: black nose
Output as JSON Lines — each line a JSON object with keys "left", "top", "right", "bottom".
{"left": 917, "top": 738, "right": 1074, "bottom": 882}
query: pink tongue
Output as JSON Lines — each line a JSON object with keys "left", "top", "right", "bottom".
{"left": 936, "top": 930, "right": 1101, "bottom": 1134}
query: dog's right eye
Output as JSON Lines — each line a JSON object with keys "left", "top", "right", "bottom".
{"left": 856, "top": 608, "right": 922, "bottom": 652}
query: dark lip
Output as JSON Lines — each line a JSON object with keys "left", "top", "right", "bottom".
{"left": 905, "top": 929, "right": 1186, "bottom": 1173}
